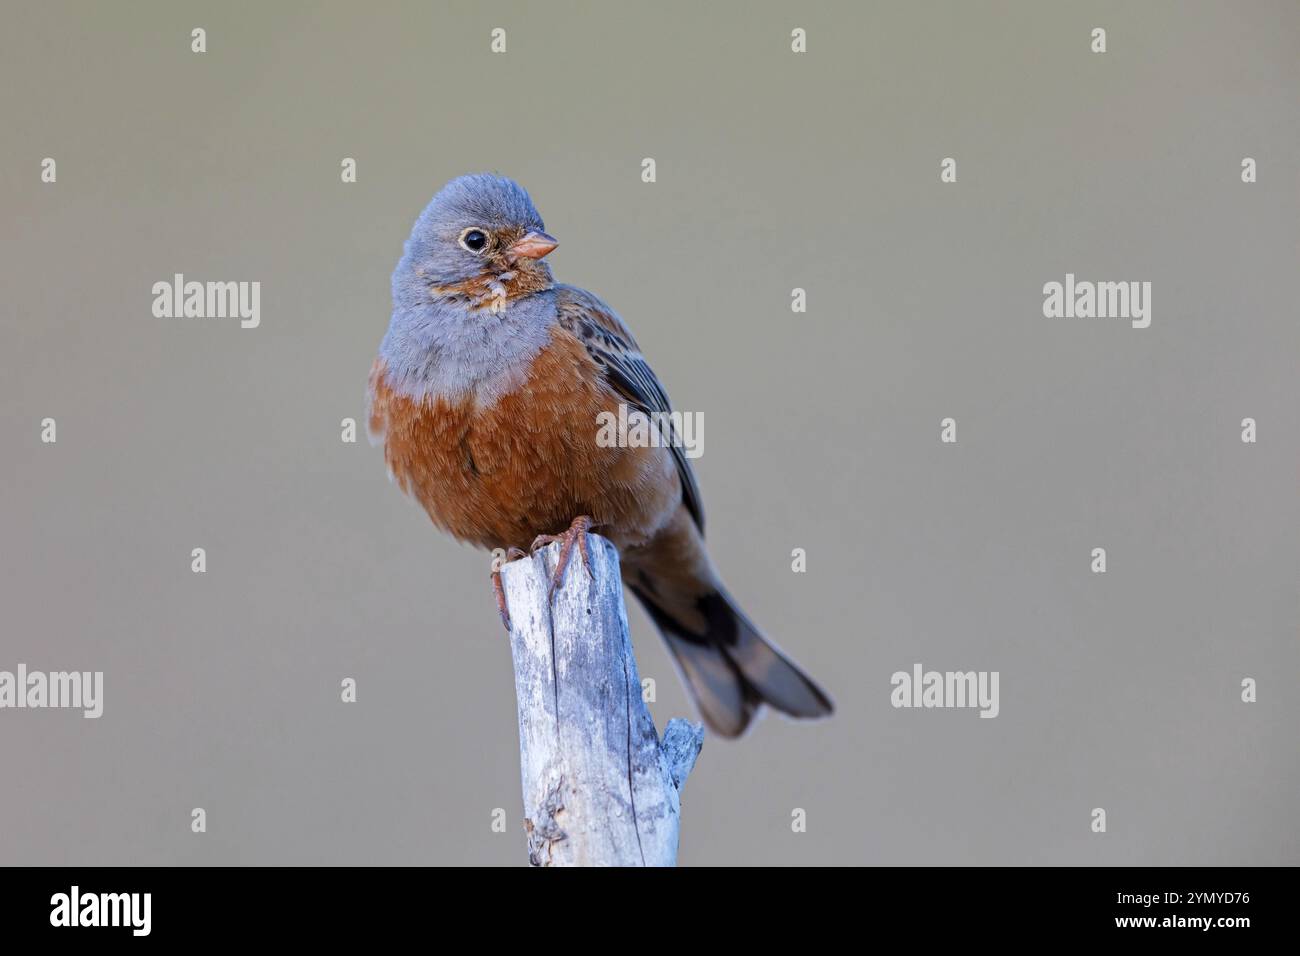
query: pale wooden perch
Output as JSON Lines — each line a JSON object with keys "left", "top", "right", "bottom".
{"left": 501, "top": 532, "right": 704, "bottom": 867}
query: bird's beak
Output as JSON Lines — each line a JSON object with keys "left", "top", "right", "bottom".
{"left": 507, "top": 231, "right": 558, "bottom": 262}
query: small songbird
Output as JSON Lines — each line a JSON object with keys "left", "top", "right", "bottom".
{"left": 368, "top": 173, "right": 832, "bottom": 737}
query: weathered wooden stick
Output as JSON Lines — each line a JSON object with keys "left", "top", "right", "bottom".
{"left": 501, "top": 533, "right": 704, "bottom": 867}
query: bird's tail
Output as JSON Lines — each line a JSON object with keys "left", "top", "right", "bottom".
{"left": 631, "top": 586, "right": 834, "bottom": 738}
{"left": 621, "top": 510, "right": 833, "bottom": 737}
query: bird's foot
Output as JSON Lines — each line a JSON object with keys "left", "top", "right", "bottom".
{"left": 530, "top": 515, "right": 596, "bottom": 601}
{"left": 491, "top": 547, "right": 528, "bottom": 631}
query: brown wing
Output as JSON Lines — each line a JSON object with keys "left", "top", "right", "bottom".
{"left": 555, "top": 283, "right": 704, "bottom": 532}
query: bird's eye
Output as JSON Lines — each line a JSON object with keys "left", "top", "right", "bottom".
{"left": 460, "top": 229, "right": 489, "bottom": 253}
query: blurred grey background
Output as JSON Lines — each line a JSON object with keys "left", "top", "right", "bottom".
{"left": 1, "top": 1, "right": 1297, "bottom": 865}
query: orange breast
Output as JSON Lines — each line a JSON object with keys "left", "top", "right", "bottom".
{"left": 369, "top": 328, "right": 680, "bottom": 551}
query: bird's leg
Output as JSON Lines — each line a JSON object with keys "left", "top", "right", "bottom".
{"left": 530, "top": 515, "right": 596, "bottom": 601}
{"left": 491, "top": 547, "right": 528, "bottom": 631}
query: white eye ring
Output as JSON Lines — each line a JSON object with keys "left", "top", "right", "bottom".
{"left": 459, "top": 228, "right": 490, "bottom": 253}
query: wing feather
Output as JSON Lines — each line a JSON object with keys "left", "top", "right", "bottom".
{"left": 555, "top": 284, "right": 705, "bottom": 532}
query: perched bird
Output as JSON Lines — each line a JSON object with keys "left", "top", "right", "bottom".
{"left": 368, "top": 173, "right": 832, "bottom": 737}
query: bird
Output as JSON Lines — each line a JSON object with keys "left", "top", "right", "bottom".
{"left": 368, "top": 173, "right": 833, "bottom": 737}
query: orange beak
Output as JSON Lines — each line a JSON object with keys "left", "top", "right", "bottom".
{"left": 507, "top": 231, "right": 558, "bottom": 263}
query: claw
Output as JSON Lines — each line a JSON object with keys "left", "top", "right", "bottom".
{"left": 491, "top": 547, "right": 529, "bottom": 631}
{"left": 530, "top": 515, "right": 596, "bottom": 601}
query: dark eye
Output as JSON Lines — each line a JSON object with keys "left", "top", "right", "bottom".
{"left": 460, "top": 229, "right": 488, "bottom": 252}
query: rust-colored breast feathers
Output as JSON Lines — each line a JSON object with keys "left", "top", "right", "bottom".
{"left": 369, "top": 329, "right": 680, "bottom": 551}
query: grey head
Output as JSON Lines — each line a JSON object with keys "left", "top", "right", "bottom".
{"left": 380, "top": 174, "right": 561, "bottom": 405}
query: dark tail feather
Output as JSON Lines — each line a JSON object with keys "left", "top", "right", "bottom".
{"left": 631, "top": 587, "right": 834, "bottom": 738}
